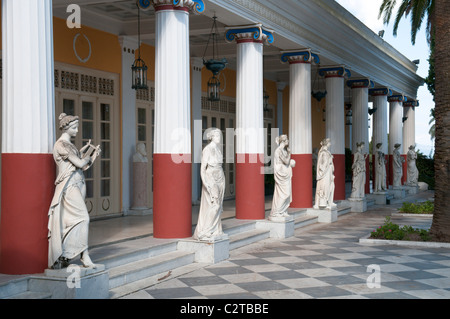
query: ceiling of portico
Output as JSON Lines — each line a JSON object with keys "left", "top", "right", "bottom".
{"left": 52, "top": 0, "right": 424, "bottom": 102}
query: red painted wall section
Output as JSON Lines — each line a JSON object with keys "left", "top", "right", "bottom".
{"left": 291, "top": 154, "right": 313, "bottom": 208}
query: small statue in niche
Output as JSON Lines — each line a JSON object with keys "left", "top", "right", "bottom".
{"left": 350, "top": 142, "right": 368, "bottom": 199}
{"left": 374, "top": 143, "right": 387, "bottom": 192}
{"left": 193, "top": 128, "right": 226, "bottom": 241}
{"left": 313, "top": 138, "right": 336, "bottom": 209}
{"left": 270, "top": 135, "right": 296, "bottom": 219}
{"left": 48, "top": 113, "right": 101, "bottom": 269}
{"left": 133, "top": 142, "right": 148, "bottom": 163}
{"left": 392, "top": 143, "right": 404, "bottom": 187}
{"left": 406, "top": 144, "right": 419, "bottom": 186}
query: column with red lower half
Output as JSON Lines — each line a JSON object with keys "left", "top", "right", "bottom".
{"left": 403, "top": 100, "right": 417, "bottom": 184}
{"left": 0, "top": 0, "right": 56, "bottom": 274}
{"left": 388, "top": 95, "right": 405, "bottom": 186}
{"left": 281, "top": 49, "right": 319, "bottom": 208}
{"left": 151, "top": 2, "right": 204, "bottom": 238}
{"left": 347, "top": 79, "right": 373, "bottom": 195}
{"left": 319, "top": 66, "right": 351, "bottom": 201}
{"left": 225, "top": 25, "right": 274, "bottom": 220}
{"left": 370, "top": 88, "right": 391, "bottom": 190}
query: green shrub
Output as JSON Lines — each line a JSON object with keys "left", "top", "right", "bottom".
{"left": 398, "top": 201, "right": 434, "bottom": 214}
{"left": 370, "top": 217, "right": 431, "bottom": 241}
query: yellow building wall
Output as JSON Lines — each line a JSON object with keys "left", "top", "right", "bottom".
{"left": 53, "top": 17, "right": 121, "bottom": 74}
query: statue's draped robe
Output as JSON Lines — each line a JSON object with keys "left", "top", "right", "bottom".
{"left": 48, "top": 140, "right": 89, "bottom": 267}
{"left": 271, "top": 146, "right": 293, "bottom": 216}
{"left": 193, "top": 142, "right": 225, "bottom": 241}
{"left": 314, "top": 148, "right": 335, "bottom": 208}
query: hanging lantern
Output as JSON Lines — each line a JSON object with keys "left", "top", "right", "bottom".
{"left": 311, "top": 65, "right": 327, "bottom": 102}
{"left": 132, "top": 2, "right": 148, "bottom": 90}
{"left": 263, "top": 89, "right": 270, "bottom": 112}
{"left": 203, "top": 16, "right": 227, "bottom": 101}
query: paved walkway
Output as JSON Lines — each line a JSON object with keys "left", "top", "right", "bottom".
{"left": 117, "top": 190, "right": 450, "bottom": 299}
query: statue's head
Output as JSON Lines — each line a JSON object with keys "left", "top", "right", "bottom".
{"left": 206, "top": 128, "right": 221, "bottom": 144}
{"left": 59, "top": 113, "right": 79, "bottom": 131}
{"left": 276, "top": 134, "right": 289, "bottom": 146}
{"left": 409, "top": 144, "right": 415, "bottom": 150}
{"left": 356, "top": 141, "right": 364, "bottom": 149}
{"left": 137, "top": 142, "right": 147, "bottom": 156}
{"left": 394, "top": 143, "right": 401, "bottom": 149}
{"left": 376, "top": 143, "right": 382, "bottom": 149}
{"left": 320, "top": 138, "right": 331, "bottom": 148}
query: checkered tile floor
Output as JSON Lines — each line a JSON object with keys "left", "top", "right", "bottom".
{"left": 122, "top": 212, "right": 450, "bottom": 299}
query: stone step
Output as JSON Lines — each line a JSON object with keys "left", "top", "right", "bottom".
{"left": 294, "top": 215, "right": 318, "bottom": 229}
{"left": 228, "top": 228, "right": 271, "bottom": 250}
{"left": 110, "top": 262, "right": 207, "bottom": 299}
{"left": 0, "top": 277, "right": 29, "bottom": 299}
{"left": 222, "top": 219, "right": 257, "bottom": 236}
{"left": 108, "top": 250, "right": 195, "bottom": 290}
{"left": 5, "top": 291, "right": 52, "bottom": 299}
{"left": 337, "top": 205, "right": 352, "bottom": 216}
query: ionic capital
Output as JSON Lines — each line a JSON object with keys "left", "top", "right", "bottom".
{"left": 225, "top": 24, "right": 274, "bottom": 45}
{"left": 280, "top": 49, "right": 319, "bottom": 64}
{"left": 318, "top": 65, "right": 351, "bottom": 78}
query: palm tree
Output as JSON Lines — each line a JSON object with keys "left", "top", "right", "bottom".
{"left": 379, "top": 0, "right": 450, "bottom": 241}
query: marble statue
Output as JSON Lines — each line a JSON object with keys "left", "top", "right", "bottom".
{"left": 314, "top": 138, "right": 336, "bottom": 209}
{"left": 132, "top": 142, "right": 149, "bottom": 210}
{"left": 133, "top": 142, "right": 148, "bottom": 163}
{"left": 48, "top": 113, "right": 101, "bottom": 269}
{"left": 374, "top": 143, "right": 387, "bottom": 192}
{"left": 350, "top": 142, "right": 368, "bottom": 199}
{"left": 406, "top": 144, "right": 419, "bottom": 186}
{"left": 193, "top": 128, "right": 226, "bottom": 241}
{"left": 270, "top": 135, "right": 296, "bottom": 219}
{"left": 393, "top": 143, "right": 405, "bottom": 187}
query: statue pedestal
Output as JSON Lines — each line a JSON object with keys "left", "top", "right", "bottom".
{"left": 131, "top": 161, "right": 150, "bottom": 212}
{"left": 307, "top": 207, "right": 337, "bottom": 223}
{"left": 390, "top": 186, "right": 406, "bottom": 199}
{"left": 256, "top": 215, "right": 294, "bottom": 239}
{"left": 29, "top": 264, "right": 109, "bottom": 299}
{"left": 177, "top": 236, "right": 229, "bottom": 264}
{"left": 403, "top": 185, "right": 419, "bottom": 195}
{"left": 347, "top": 197, "right": 367, "bottom": 212}
{"left": 370, "top": 192, "right": 387, "bottom": 205}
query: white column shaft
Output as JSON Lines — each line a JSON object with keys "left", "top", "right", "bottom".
{"left": 325, "top": 77, "right": 345, "bottom": 154}
{"left": 372, "top": 95, "right": 388, "bottom": 154}
{"left": 2, "top": 0, "right": 55, "bottom": 154}
{"left": 389, "top": 101, "right": 403, "bottom": 155}
{"left": 154, "top": 8, "right": 191, "bottom": 154}
{"left": 351, "top": 87, "right": 369, "bottom": 153}
{"left": 289, "top": 63, "right": 311, "bottom": 154}
{"left": 236, "top": 41, "right": 264, "bottom": 154}
{"left": 403, "top": 107, "right": 416, "bottom": 153}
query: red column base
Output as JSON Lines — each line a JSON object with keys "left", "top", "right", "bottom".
{"left": 153, "top": 154, "right": 192, "bottom": 238}
{"left": 333, "top": 154, "right": 346, "bottom": 201}
{"left": 235, "top": 154, "right": 265, "bottom": 220}
{"left": 401, "top": 154, "right": 407, "bottom": 185}
{"left": 0, "top": 153, "right": 55, "bottom": 275}
{"left": 388, "top": 154, "right": 393, "bottom": 186}
{"left": 365, "top": 156, "right": 370, "bottom": 194}
{"left": 291, "top": 154, "right": 312, "bottom": 208}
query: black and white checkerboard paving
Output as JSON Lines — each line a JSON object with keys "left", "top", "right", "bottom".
{"left": 122, "top": 212, "right": 450, "bottom": 299}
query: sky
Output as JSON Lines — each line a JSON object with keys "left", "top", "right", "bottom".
{"left": 335, "top": 0, "right": 435, "bottom": 157}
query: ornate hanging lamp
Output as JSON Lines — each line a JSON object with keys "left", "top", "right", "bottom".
{"left": 203, "top": 15, "right": 227, "bottom": 101}
{"left": 132, "top": 1, "right": 148, "bottom": 90}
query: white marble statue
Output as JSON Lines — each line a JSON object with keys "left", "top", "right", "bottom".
{"left": 393, "top": 143, "right": 405, "bottom": 187}
{"left": 270, "top": 135, "right": 296, "bottom": 219}
{"left": 406, "top": 144, "right": 419, "bottom": 186}
{"left": 48, "top": 113, "right": 101, "bottom": 269}
{"left": 350, "top": 142, "right": 368, "bottom": 199}
{"left": 314, "top": 138, "right": 336, "bottom": 209}
{"left": 133, "top": 142, "right": 148, "bottom": 163}
{"left": 374, "top": 143, "right": 387, "bottom": 192}
{"left": 193, "top": 128, "right": 226, "bottom": 241}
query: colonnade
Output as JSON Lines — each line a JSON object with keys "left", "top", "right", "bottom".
{"left": 0, "top": 0, "right": 417, "bottom": 274}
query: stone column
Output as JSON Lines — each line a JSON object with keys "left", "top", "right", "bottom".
{"left": 0, "top": 0, "right": 56, "bottom": 274}
{"left": 191, "top": 57, "right": 203, "bottom": 205}
{"left": 370, "top": 87, "right": 391, "bottom": 190}
{"left": 347, "top": 78, "right": 373, "bottom": 194}
{"left": 319, "top": 66, "right": 351, "bottom": 201}
{"left": 388, "top": 94, "right": 405, "bottom": 186}
{"left": 225, "top": 24, "right": 274, "bottom": 220}
{"left": 118, "top": 36, "right": 139, "bottom": 214}
{"left": 142, "top": 0, "right": 205, "bottom": 238}
{"left": 402, "top": 99, "right": 418, "bottom": 182}
{"left": 281, "top": 49, "right": 319, "bottom": 208}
